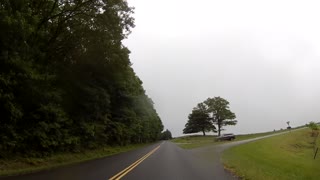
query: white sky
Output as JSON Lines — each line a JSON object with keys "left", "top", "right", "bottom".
{"left": 124, "top": 0, "right": 320, "bottom": 137}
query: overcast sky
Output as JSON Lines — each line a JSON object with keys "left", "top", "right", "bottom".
{"left": 124, "top": 0, "right": 320, "bottom": 137}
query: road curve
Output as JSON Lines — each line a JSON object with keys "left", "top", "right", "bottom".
{"left": 0, "top": 129, "right": 300, "bottom": 180}
{"left": 189, "top": 128, "right": 304, "bottom": 179}
{"left": 121, "top": 141, "right": 229, "bottom": 180}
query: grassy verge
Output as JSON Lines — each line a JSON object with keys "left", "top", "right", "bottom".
{"left": 0, "top": 143, "right": 149, "bottom": 177}
{"left": 171, "top": 135, "right": 219, "bottom": 149}
{"left": 171, "top": 130, "right": 289, "bottom": 149}
{"left": 222, "top": 128, "right": 320, "bottom": 180}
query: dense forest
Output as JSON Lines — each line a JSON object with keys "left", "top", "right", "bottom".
{"left": 0, "top": 0, "right": 163, "bottom": 157}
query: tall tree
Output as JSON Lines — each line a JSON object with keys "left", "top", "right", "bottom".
{"left": 183, "top": 103, "right": 215, "bottom": 136}
{"left": 204, "top": 97, "right": 237, "bottom": 136}
{"left": 160, "top": 129, "right": 172, "bottom": 140}
{"left": 0, "top": 0, "right": 163, "bottom": 157}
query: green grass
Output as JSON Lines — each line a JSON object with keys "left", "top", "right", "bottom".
{"left": 235, "top": 131, "right": 281, "bottom": 141}
{"left": 222, "top": 128, "right": 320, "bottom": 180}
{"left": 171, "top": 135, "right": 219, "bottom": 149}
{"left": 0, "top": 143, "right": 149, "bottom": 177}
{"left": 171, "top": 130, "right": 288, "bottom": 149}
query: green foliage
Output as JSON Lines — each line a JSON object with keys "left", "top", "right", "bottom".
{"left": 204, "top": 97, "right": 237, "bottom": 136}
{"left": 0, "top": 0, "right": 163, "bottom": 157}
{"left": 160, "top": 129, "right": 172, "bottom": 140}
{"left": 307, "top": 121, "right": 319, "bottom": 131}
{"left": 307, "top": 122, "right": 319, "bottom": 151}
{"left": 307, "top": 121, "right": 319, "bottom": 138}
{"left": 183, "top": 97, "right": 236, "bottom": 136}
{"left": 183, "top": 103, "right": 216, "bottom": 136}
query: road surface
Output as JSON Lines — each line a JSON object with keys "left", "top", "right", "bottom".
{"left": 0, "top": 130, "right": 298, "bottom": 180}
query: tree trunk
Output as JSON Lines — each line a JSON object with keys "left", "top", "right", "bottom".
{"left": 218, "top": 122, "right": 221, "bottom": 136}
{"left": 202, "top": 129, "right": 206, "bottom": 136}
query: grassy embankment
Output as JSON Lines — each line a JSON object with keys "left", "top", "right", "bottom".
{"left": 0, "top": 143, "right": 148, "bottom": 177}
{"left": 171, "top": 130, "right": 289, "bottom": 149}
{"left": 222, "top": 128, "right": 320, "bottom": 180}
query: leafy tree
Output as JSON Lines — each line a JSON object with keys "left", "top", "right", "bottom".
{"left": 308, "top": 121, "right": 319, "bottom": 137}
{"left": 183, "top": 103, "right": 216, "bottom": 136}
{"left": 307, "top": 121, "right": 319, "bottom": 152}
{"left": 204, "top": 97, "right": 237, "bottom": 136}
{"left": 308, "top": 122, "right": 319, "bottom": 130}
{"left": 160, "top": 129, "right": 172, "bottom": 140}
{"left": 0, "top": 0, "right": 163, "bottom": 157}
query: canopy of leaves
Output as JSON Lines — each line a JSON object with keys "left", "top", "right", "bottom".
{"left": 160, "top": 129, "right": 172, "bottom": 140}
{"left": 183, "top": 103, "right": 216, "bottom": 136}
{"left": 204, "top": 97, "right": 237, "bottom": 136}
{"left": 0, "top": 0, "right": 163, "bottom": 157}
{"left": 308, "top": 122, "right": 319, "bottom": 131}
{"left": 183, "top": 97, "right": 237, "bottom": 136}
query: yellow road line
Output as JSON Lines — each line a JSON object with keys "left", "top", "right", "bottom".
{"left": 109, "top": 145, "right": 161, "bottom": 180}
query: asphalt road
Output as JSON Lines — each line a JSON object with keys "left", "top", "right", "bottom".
{"left": 1, "top": 141, "right": 228, "bottom": 180}
{"left": 1, "top": 142, "right": 163, "bottom": 180}
{"left": 1, "top": 130, "right": 299, "bottom": 180}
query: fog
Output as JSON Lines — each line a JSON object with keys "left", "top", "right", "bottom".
{"left": 124, "top": 0, "right": 320, "bottom": 137}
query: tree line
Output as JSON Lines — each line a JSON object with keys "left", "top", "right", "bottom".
{"left": 160, "top": 129, "right": 172, "bottom": 140}
{"left": 183, "top": 97, "right": 237, "bottom": 136}
{"left": 0, "top": 0, "right": 163, "bottom": 157}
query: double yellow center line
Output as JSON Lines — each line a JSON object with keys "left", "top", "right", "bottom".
{"left": 109, "top": 145, "right": 161, "bottom": 180}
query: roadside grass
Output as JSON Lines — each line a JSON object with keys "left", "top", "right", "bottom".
{"left": 171, "top": 129, "right": 290, "bottom": 149}
{"left": 222, "top": 128, "right": 320, "bottom": 180}
{"left": 171, "top": 135, "right": 219, "bottom": 149}
{"left": 0, "top": 143, "right": 149, "bottom": 177}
